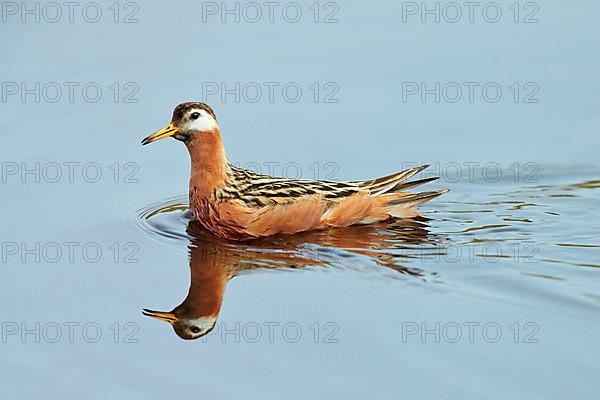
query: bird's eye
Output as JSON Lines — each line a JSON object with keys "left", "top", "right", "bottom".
{"left": 190, "top": 112, "right": 201, "bottom": 120}
{"left": 190, "top": 326, "right": 201, "bottom": 334}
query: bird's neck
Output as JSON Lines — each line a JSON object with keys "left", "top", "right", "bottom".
{"left": 182, "top": 247, "right": 230, "bottom": 319}
{"left": 186, "top": 128, "right": 230, "bottom": 199}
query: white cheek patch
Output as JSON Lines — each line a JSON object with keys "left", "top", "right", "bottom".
{"left": 187, "top": 114, "right": 219, "bottom": 132}
{"left": 189, "top": 315, "right": 217, "bottom": 334}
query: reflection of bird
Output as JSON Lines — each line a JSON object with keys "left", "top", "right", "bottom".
{"left": 143, "top": 218, "right": 433, "bottom": 340}
{"left": 142, "top": 102, "right": 447, "bottom": 240}
{"left": 142, "top": 239, "right": 228, "bottom": 339}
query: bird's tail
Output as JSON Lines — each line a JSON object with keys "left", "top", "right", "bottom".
{"left": 355, "top": 165, "right": 448, "bottom": 220}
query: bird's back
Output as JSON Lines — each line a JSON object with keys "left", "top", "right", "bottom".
{"left": 218, "top": 164, "right": 365, "bottom": 208}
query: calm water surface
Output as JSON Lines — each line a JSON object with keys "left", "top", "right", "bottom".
{"left": 2, "top": 1, "right": 600, "bottom": 399}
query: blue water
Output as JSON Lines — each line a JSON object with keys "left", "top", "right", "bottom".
{"left": 1, "top": 1, "right": 599, "bottom": 399}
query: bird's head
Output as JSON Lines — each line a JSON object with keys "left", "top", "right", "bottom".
{"left": 142, "top": 308, "right": 217, "bottom": 340}
{"left": 142, "top": 102, "right": 219, "bottom": 146}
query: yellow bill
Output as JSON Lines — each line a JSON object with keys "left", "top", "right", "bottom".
{"left": 142, "top": 309, "right": 179, "bottom": 324}
{"left": 141, "top": 123, "right": 180, "bottom": 145}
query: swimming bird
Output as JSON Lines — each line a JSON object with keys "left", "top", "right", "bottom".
{"left": 142, "top": 102, "right": 447, "bottom": 241}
